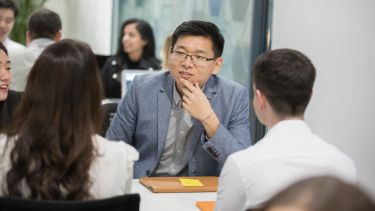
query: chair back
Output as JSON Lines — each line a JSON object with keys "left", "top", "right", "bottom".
{"left": 0, "top": 194, "right": 140, "bottom": 211}
{"left": 101, "top": 101, "right": 119, "bottom": 136}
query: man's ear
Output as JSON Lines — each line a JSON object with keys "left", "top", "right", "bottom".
{"left": 212, "top": 57, "right": 223, "bottom": 75}
{"left": 54, "top": 31, "right": 62, "bottom": 42}
{"left": 26, "top": 31, "right": 31, "bottom": 45}
{"left": 255, "top": 89, "right": 267, "bottom": 110}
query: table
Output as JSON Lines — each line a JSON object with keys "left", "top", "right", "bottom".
{"left": 131, "top": 179, "right": 217, "bottom": 211}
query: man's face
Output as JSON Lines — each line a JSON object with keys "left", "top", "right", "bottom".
{"left": 0, "top": 8, "right": 15, "bottom": 42}
{"left": 169, "top": 35, "right": 222, "bottom": 93}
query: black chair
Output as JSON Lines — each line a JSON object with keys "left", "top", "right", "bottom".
{"left": 0, "top": 194, "right": 140, "bottom": 211}
{"left": 101, "top": 101, "right": 119, "bottom": 136}
{"left": 95, "top": 54, "right": 110, "bottom": 72}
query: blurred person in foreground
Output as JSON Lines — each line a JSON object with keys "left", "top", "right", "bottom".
{"left": 258, "top": 176, "right": 375, "bottom": 211}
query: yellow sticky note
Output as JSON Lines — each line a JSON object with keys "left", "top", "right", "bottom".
{"left": 179, "top": 178, "right": 204, "bottom": 187}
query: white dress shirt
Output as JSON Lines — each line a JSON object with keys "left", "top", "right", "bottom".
{"left": 3, "top": 37, "right": 25, "bottom": 57}
{"left": 0, "top": 134, "right": 139, "bottom": 199}
{"left": 9, "top": 38, "right": 54, "bottom": 91}
{"left": 215, "top": 120, "right": 357, "bottom": 211}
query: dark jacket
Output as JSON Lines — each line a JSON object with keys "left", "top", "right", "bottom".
{"left": 0, "top": 90, "right": 21, "bottom": 131}
{"left": 101, "top": 56, "right": 161, "bottom": 98}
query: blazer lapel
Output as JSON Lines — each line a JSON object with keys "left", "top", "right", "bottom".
{"left": 156, "top": 73, "right": 174, "bottom": 159}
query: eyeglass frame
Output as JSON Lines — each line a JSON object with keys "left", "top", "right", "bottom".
{"left": 170, "top": 49, "right": 216, "bottom": 65}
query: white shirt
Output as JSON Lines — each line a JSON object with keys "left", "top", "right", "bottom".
{"left": 3, "top": 37, "right": 25, "bottom": 57}
{"left": 215, "top": 120, "right": 357, "bottom": 211}
{"left": 10, "top": 38, "right": 54, "bottom": 91}
{"left": 0, "top": 134, "right": 139, "bottom": 199}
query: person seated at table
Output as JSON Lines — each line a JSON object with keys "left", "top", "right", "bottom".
{"left": 101, "top": 18, "right": 161, "bottom": 98}
{"left": 215, "top": 49, "right": 357, "bottom": 211}
{"left": 258, "top": 176, "right": 375, "bottom": 211}
{"left": 106, "top": 20, "right": 251, "bottom": 178}
{"left": 0, "top": 42, "right": 20, "bottom": 132}
{"left": 0, "top": 39, "right": 138, "bottom": 200}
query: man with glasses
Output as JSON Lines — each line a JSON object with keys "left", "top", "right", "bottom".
{"left": 0, "top": 0, "right": 25, "bottom": 57}
{"left": 107, "top": 20, "right": 251, "bottom": 178}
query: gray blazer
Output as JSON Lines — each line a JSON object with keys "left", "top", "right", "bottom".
{"left": 106, "top": 72, "right": 251, "bottom": 178}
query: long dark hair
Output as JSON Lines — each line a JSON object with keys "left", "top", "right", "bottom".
{"left": 115, "top": 18, "right": 157, "bottom": 64}
{"left": 5, "top": 39, "right": 104, "bottom": 200}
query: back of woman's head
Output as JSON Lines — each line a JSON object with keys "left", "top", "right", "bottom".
{"left": 260, "top": 176, "right": 375, "bottom": 211}
{"left": 116, "top": 18, "right": 156, "bottom": 59}
{"left": 5, "top": 39, "right": 103, "bottom": 200}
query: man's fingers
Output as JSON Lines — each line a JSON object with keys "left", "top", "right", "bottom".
{"left": 181, "top": 87, "right": 193, "bottom": 98}
{"left": 182, "top": 95, "right": 192, "bottom": 104}
{"left": 180, "top": 79, "right": 197, "bottom": 92}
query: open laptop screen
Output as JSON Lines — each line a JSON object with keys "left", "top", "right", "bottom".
{"left": 121, "top": 69, "right": 162, "bottom": 97}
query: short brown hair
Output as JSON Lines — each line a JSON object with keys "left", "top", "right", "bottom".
{"left": 252, "top": 49, "right": 316, "bottom": 116}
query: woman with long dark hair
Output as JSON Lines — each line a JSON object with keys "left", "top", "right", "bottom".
{"left": 0, "top": 39, "right": 138, "bottom": 200}
{"left": 101, "top": 18, "right": 161, "bottom": 98}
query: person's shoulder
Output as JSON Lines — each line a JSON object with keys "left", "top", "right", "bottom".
{"left": 214, "top": 75, "right": 247, "bottom": 91}
{"left": 211, "top": 75, "right": 248, "bottom": 99}
{"left": 6, "top": 39, "right": 25, "bottom": 51}
{"left": 9, "top": 46, "right": 28, "bottom": 58}
{"left": 133, "top": 71, "right": 169, "bottom": 85}
{"left": 94, "top": 135, "right": 139, "bottom": 160}
{"left": 227, "top": 139, "right": 273, "bottom": 169}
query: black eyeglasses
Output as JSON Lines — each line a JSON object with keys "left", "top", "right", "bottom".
{"left": 170, "top": 50, "right": 216, "bottom": 66}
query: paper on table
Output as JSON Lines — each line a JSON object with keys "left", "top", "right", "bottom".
{"left": 179, "top": 178, "right": 203, "bottom": 187}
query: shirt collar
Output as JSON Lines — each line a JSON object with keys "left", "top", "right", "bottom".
{"left": 173, "top": 82, "right": 182, "bottom": 108}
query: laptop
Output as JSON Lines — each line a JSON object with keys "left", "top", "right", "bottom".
{"left": 121, "top": 69, "right": 162, "bottom": 97}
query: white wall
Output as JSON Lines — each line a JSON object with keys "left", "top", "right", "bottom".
{"left": 44, "top": 0, "right": 113, "bottom": 55}
{"left": 272, "top": 0, "right": 375, "bottom": 198}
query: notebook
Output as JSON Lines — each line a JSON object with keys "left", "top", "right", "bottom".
{"left": 139, "top": 176, "right": 218, "bottom": 193}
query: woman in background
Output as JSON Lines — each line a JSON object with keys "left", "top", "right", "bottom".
{"left": 0, "top": 39, "right": 138, "bottom": 200}
{"left": 102, "top": 18, "right": 161, "bottom": 98}
{"left": 0, "top": 42, "right": 20, "bottom": 131}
